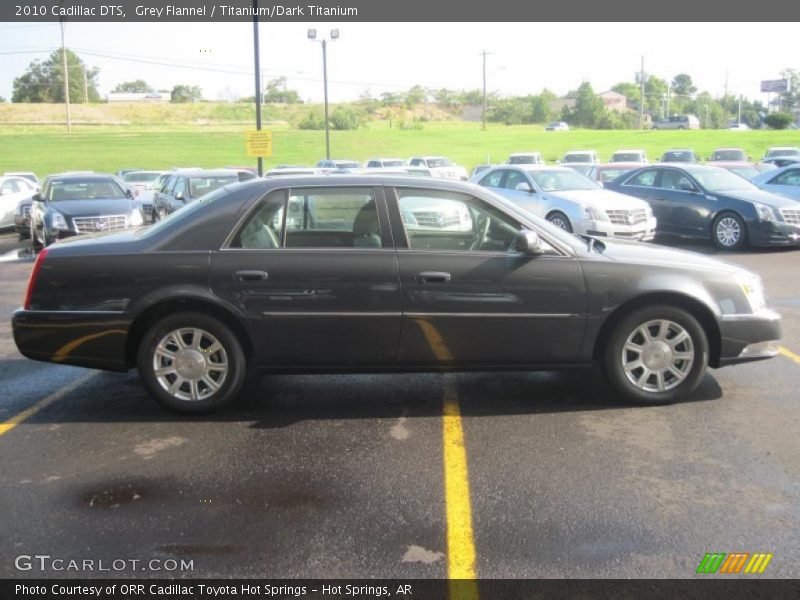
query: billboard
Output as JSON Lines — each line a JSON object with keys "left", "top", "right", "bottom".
{"left": 761, "top": 79, "right": 788, "bottom": 93}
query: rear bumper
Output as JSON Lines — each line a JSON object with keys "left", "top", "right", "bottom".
{"left": 716, "top": 309, "right": 782, "bottom": 366}
{"left": 12, "top": 309, "right": 131, "bottom": 372}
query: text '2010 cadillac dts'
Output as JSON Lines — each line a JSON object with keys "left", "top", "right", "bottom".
{"left": 12, "top": 176, "right": 782, "bottom": 413}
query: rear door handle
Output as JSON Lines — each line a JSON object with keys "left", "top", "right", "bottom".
{"left": 417, "top": 271, "right": 451, "bottom": 284}
{"left": 235, "top": 270, "right": 269, "bottom": 283}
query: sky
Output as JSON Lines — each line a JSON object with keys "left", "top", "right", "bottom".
{"left": 0, "top": 22, "right": 795, "bottom": 104}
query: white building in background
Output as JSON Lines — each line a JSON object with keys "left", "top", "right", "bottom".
{"left": 107, "top": 92, "right": 170, "bottom": 103}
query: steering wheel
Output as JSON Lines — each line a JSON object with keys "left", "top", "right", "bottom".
{"left": 470, "top": 214, "right": 491, "bottom": 250}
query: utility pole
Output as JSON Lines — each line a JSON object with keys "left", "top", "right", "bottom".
{"left": 83, "top": 66, "right": 88, "bottom": 103}
{"left": 481, "top": 50, "right": 492, "bottom": 132}
{"left": 738, "top": 95, "right": 742, "bottom": 124}
{"left": 666, "top": 81, "right": 671, "bottom": 117}
{"left": 60, "top": 20, "right": 71, "bottom": 133}
{"left": 322, "top": 39, "right": 330, "bottom": 159}
{"left": 639, "top": 56, "right": 645, "bottom": 129}
{"left": 724, "top": 71, "right": 729, "bottom": 98}
{"left": 252, "top": 0, "right": 263, "bottom": 176}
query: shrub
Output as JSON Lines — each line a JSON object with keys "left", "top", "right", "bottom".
{"left": 765, "top": 112, "right": 794, "bottom": 130}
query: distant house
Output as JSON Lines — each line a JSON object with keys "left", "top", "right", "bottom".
{"left": 107, "top": 92, "right": 170, "bottom": 103}
{"left": 599, "top": 90, "right": 627, "bottom": 113}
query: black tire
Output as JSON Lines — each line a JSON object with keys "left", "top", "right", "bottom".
{"left": 137, "top": 312, "right": 247, "bottom": 414}
{"left": 547, "top": 211, "right": 573, "bottom": 232}
{"left": 603, "top": 305, "right": 709, "bottom": 405}
{"left": 711, "top": 211, "right": 746, "bottom": 251}
{"left": 30, "top": 221, "right": 42, "bottom": 251}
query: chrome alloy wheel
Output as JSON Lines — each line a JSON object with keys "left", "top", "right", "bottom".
{"left": 621, "top": 319, "right": 695, "bottom": 393}
{"left": 548, "top": 215, "right": 570, "bottom": 230}
{"left": 715, "top": 217, "right": 741, "bottom": 248}
{"left": 153, "top": 328, "right": 228, "bottom": 401}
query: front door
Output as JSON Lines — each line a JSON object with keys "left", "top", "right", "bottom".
{"left": 210, "top": 186, "right": 402, "bottom": 367}
{"left": 387, "top": 186, "right": 587, "bottom": 366}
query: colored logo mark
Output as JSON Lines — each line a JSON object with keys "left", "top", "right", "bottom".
{"left": 696, "top": 552, "right": 773, "bottom": 574}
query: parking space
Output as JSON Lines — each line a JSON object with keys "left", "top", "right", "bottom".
{"left": 1, "top": 240, "right": 799, "bottom": 578}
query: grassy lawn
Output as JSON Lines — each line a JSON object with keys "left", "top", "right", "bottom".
{"left": 1, "top": 110, "right": 798, "bottom": 177}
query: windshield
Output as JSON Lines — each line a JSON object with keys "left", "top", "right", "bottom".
{"left": 48, "top": 179, "right": 126, "bottom": 201}
{"left": 712, "top": 150, "right": 746, "bottom": 161}
{"left": 612, "top": 153, "right": 642, "bottom": 162}
{"left": 426, "top": 158, "right": 454, "bottom": 168}
{"left": 188, "top": 176, "right": 239, "bottom": 198}
{"left": 693, "top": 169, "right": 756, "bottom": 191}
{"left": 663, "top": 151, "right": 694, "bottom": 162}
{"left": 563, "top": 154, "right": 592, "bottom": 163}
{"left": 528, "top": 169, "right": 598, "bottom": 191}
{"left": 770, "top": 149, "right": 800, "bottom": 157}
{"left": 382, "top": 160, "right": 404, "bottom": 167}
{"left": 598, "top": 168, "right": 634, "bottom": 182}
{"left": 509, "top": 155, "right": 538, "bottom": 164}
{"left": 123, "top": 172, "right": 161, "bottom": 183}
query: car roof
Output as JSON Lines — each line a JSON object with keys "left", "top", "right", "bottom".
{"left": 509, "top": 152, "right": 542, "bottom": 156}
{"left": 179, "top": 169, "right": 241, "bottom": 178}
{"left": 490, "top": 164, "right": 571, "bottom": 173}
{"left": 564, "top": 150, "right": 595, "bottom": 154}
{"left": 596, "top": 162, "right": 643, "bottom": 168}
{"left": 713, "top": 147, "right": 745, "bottom": 151}
{"left": 47, "top": 173, "right": 117, "bottom": 182}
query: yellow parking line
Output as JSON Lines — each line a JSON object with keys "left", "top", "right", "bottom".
{"left": 0, "top": 372, "right": 96, "bottom": 437}
{"left": 414, "top": 319, "right": 479, "bottom": 598}
{"left": 778, "top": 346, "right": 800, "bottom": 366}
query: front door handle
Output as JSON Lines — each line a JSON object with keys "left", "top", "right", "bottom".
{"left": 235, "top": 270, "right": 269, "bottom": 283}
{"left": 417, "top": 271, "right": 451, "bottom": 284}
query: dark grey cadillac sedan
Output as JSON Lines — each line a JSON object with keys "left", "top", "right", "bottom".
{"left": 13, "top": 176, "right": 781, "bottom": 413}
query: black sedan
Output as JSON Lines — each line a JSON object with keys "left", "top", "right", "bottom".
{"left": 29, "top": 173, "right": 144, "bottom": 249}
{"left": 13, "top": 176, "right": 781, "bottom": 413}
{"left": 605, "top": 164, "right": 800, "bottom": 250}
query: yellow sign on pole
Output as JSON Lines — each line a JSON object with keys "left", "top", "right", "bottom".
{"left": 245, "top": 130, "right": 273, "bottom": 157}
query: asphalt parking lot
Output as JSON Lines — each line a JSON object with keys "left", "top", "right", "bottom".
{"left": 1, "top": 229, "right": 799, "bottom": 580}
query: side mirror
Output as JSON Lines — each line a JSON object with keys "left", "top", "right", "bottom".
{"left": 175, "top": 192, "right": 185, "bottom": 201}
{"left": 515, "top": 181, "right": 534, "bottom": 193}
{"left": 32, "top": 192, "right": 42, "bottom": 202}
{"left": 514, "top": 230, "right": 544, "bottom": 255}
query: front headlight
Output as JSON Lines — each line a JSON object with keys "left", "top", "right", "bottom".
{"left": 736, "top": 273, "right": 768, "bottom": 313}
{"left": 644, "top": 205, "right": 654, "bottom": 219}
{"left": 584, "top": 206, "right": 606, "bottom": 221}
{"left": 129, "top": 209, "right": 143, "bottom": 227}
{"left": 754, "top": 202, "right": 776, "bottom": 221}
{"left": 51, "top": 212, "right": 70, "bottom": 231}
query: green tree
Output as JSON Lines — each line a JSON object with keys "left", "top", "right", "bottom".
{"left": 330, "top": 106, "right": 364, "bottom": 130}
{"left": 170, "top": 84, "right": 203, "bottom": 103}
{"left": 778, "top": 68, "right": 798, "bottom": 112}
{"left": 765, "top": 112, "right": 794, "bottom": 129}
{"left": 12, "top": 49, "right": 100, "bottom": 103}
{"left": 112, "top": 79, "right": 153, "bottom": 93}
{"left": 611, "top": 81, "right": 641, "bottom": 107}
{"left": 564, "top": 82, "right": 606, "bottom": 127}
{"left": 263, "top": 77, "right": 302, "bottom": 103}
{"left": 405, "top": 85, "right": 428, "bottom": 108}
{"left": 531, "top": 89, "right": 556, "bottom": 123}
{"left": 671, "top": 73, "right": 697, "bottom": 97}
{"left": 380, "top": 91, "right": 403, "bottom": 106}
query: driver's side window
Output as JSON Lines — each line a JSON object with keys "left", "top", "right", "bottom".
{"left": 396, "top": 188, "right": 523, "bottom": 253}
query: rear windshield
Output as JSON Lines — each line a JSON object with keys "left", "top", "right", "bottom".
{"left": 563, "top": 154, "right": 593, "bottom": 163}
{"left": 612, "top": 153, "right": 642, "bottom": 162}
{"left": 712, "top": 150, "right": 746, "bottom": 161}
{"left": 426, "top": 158, "right": 454, "bottom": 168}
{"left": 123, "top": 172, "right": 162, "bottom": 183}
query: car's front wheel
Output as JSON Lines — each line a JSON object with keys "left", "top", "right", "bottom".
{"left": 547, "top": 211, "right": 573, "bottom": 232}
{"left": 137, "top": 312, "right": 247, "bottom": 413}
{"left": 712, "top": 211, "right": 746, "bottom": 250}
{"left": 603, "top": 305, "right": 709, "bottom": 405}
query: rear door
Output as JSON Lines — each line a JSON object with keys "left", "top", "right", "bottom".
{"left": 656, "top": 168, "right": 714, "bottom": 237}
{"left": 210, "top": 185, "right": 402, "bottom": 367}
{"left": 386, "top": 185, "right": 587, "bottom": 366}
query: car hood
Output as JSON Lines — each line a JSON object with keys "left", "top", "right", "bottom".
{"left": 547, "top": 189, "right": 649, "bottom": 210}
{"left": 49, "top": 198, "right": 135, "bottom": 218}
{"left": 595, "top": 238, "right": 749, "bottom": 275}
{"left": 719, "top": 188, "right": 799, "bottom": 209}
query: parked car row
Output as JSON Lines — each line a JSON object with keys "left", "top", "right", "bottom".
{"left": 313, "top": 156, "right": 470, "bottom": 180}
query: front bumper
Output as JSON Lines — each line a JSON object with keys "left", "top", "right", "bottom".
{"left": 583, "top": 216, "right": 658, "bottom": 242}
{"left": 12, "top": 309, "right": 131, "bottom": 372}
{"left": 749, "top": 220, "right": 800, "bottom": 247}
{"left": 716, "top": 309, "right": 782, "bottom": 366}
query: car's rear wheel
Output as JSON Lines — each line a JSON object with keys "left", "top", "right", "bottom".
{"left": 603, "top": 305, "right": 708, "bottom": 405}
{"left": 137, "top": 312, "right": 247, "bottom": 413}
{"left": 547, "top": 211, "right": 572, "bottom": 232}
{"left": 712, "top": 211, "right": 746, "bottom": 250}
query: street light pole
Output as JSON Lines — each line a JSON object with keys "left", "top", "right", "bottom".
{"left": 322, "top": 39, "right": 330, "bottom": 160}
{"left": 309, "top": 29, "right": 338, "bottom": 161}
{"left": 252, "top": 0, "right": 263, "bottom": 176}
{"left": 60, "top": 19, "right": 71, "bottom": 133}
{"left": 480, "top": 50, "right": 492, "bottom": 132}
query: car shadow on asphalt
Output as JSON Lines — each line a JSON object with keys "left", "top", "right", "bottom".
{"left": 653, "top": 236, "right": 799, "bottom": 256}
{"left": 3, "top": 359, "right": 724, "bottom": 426}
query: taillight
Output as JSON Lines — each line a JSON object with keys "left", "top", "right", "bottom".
{"left": 24, "top": 247, "right": 49, "bottom": 310}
